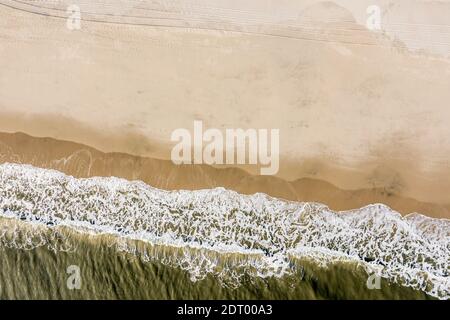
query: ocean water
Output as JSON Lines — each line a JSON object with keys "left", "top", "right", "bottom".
{"left": 0, "top": 163, "right": 448, "bottom": 299}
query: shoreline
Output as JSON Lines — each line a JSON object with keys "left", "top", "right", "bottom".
{"left": 1, "top": 0, "right": 449, "bottom": 302}
{"left": 0, "top": 161, "right": 448, "bottom": 300}
{"left": 0, "top": 131, "right": 448, "bottom": 218}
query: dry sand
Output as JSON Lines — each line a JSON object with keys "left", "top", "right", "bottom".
{"left": 0, "top": 0, "right": 449, "bottom": 215}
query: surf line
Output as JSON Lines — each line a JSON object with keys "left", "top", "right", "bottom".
{"left": 171, "top": 120, "right": 279, "bottom": 175}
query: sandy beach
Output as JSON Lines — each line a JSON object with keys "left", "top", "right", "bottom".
{"left": 1, "top": 1, "right": 450, "bottom": 211}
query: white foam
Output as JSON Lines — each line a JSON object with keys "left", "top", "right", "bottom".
{"left": 0, "top": 163, "right": 448, "bottom": 299}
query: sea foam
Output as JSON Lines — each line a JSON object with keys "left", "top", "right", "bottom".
{"left": 0, "top": 163, "right": 448, "bottom": 299}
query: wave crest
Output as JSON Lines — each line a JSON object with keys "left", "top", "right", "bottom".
{"left": 0, "top": 163, "right": 448, "bottom": 299}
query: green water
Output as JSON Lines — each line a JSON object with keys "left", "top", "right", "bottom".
{"left": 0, "top": 228, "right": 433, "bottom": 300}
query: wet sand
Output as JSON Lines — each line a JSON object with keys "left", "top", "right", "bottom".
{"left": 0, "top": 131, "right": 448, "bottom": 218}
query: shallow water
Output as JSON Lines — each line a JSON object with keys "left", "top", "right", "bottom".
{"left": 0, "top": 224, "right": 434, "bottom": 300}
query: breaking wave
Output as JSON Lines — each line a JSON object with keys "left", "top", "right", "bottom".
{"left": 0, "top": 163, "right": 448, "bottom": 299}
